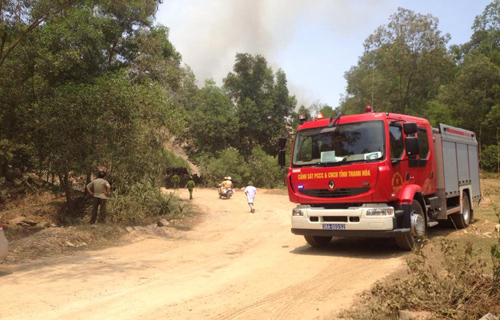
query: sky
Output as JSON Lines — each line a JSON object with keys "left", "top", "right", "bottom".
{"left": 156, "top": 0, "right": 493, "bottom": 109}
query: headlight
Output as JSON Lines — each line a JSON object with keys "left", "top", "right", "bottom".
{"left": 366, "top": 208, "right": 394, "bottom": 216}
{"left": 292, "top": 208, "right": 305, "bottom": 216}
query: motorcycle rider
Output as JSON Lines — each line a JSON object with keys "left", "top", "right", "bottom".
{"left": 219, "top": 176, "right": 233, "bottom": 196}
{"left": 226, "top": 177, "right": 234, "bottom": 189}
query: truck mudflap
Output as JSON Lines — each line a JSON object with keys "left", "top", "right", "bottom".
{"left": 291, "top": 227, "right": 411, "bottom": 238}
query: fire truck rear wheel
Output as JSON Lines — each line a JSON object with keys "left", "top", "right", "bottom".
{"left": 451, "top": 193, "right": 471, "bottom": 229}
{"left": 395, "top": 200, "right": 426, "bottom": 251}
{"left": 304, "top": 235, "right": 332, "bottom": 247}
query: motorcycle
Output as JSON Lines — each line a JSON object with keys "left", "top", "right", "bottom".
{"left": 218, "top": 186, "right": 233, "bottom": 199}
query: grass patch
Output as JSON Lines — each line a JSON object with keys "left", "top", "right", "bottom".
{"left": 339, "top": 239, "right": 500, "bottom": 320}
{"left": 338, "top": 178, "right": 500, "bottom": 320}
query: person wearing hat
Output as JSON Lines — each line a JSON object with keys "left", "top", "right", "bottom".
{"left": 219, "top": 176, "right": 233, "bottom": 196}
{"left": 244, "top": 181, "right": 257, "bottom": 213}
{"left": 226, "top": 176, "right": 234, "bottom": 189}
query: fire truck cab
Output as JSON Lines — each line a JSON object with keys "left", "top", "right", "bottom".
{"left": 279, "top": 109, "right": 481, "bottom": 250}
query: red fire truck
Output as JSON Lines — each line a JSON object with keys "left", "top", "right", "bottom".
{"left": 278, "top": 107, "right": 481, "bottom": 250}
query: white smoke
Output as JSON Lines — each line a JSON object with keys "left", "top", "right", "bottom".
{"left": 156, "top": 0, "right": 392, "bottom": 107}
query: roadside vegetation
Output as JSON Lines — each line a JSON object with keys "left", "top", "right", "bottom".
{"left": 339, "top": 177, "right": 500, "bottom": 320}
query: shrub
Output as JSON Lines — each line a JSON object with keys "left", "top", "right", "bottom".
{"left": 481, "top": 144, "right": 499, "bottom": 173}
{"left": 247, "top": 146, "right": 284, "bottom": 188}
{"left": 197, "top": 147, "right": 285, "bottom": 188}
{"left": 198, "top": 149, "right": 248, "bottom": 187}
{"left": 106, "top": 184, "right": 182, "bottom": 224}
{"left": 161, "top": 148, "right": 191, "bottom": 168}
{"left": 340, "top": 239, "right": 500, "bottom": 320}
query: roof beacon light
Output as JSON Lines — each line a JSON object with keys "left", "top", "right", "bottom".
{"left": 317, "top": 113, "right": 324, "bottom": 119}
{"left": 298, "top": 114, "right": 308, "bottom": 124}
{"left": 365, "top": 106, "right": 373, "bottom": 113}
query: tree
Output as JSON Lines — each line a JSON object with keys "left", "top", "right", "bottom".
{"left": 0, "top": 0, "right": 187, "bottom": 214}
{"left": 224, "top": 53, "right": 296, "bottom": 156}
{"left": 430, "top": 1, "right": 500, "bottom": 148}
{"left": 0, "top": 0, "right": 163, "bottom": 69}
{"left": 341, "top": 8, "right": 453, "bottom": 115}
{"left": 246, "top": 146, "right": 284, "bottom": 188}
{"left": 186, "top": 80, "right": 238, "bottom": 158}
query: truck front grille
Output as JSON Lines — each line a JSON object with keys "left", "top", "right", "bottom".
{"left": 299, "top": 187, "right": 370, "bottom": 198}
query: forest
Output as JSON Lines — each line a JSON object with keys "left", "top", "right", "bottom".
{"left": 1, "top": 0, "right": 499, "bottom": 219}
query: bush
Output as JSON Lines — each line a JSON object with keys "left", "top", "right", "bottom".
{"left": 161, "top": 148, "right": 191, "bottom": 168}
{"left": 340, "top": 239, "right": 500, "bottom": 320}
{"left": 197, "top": 147, "right": 285, "bottom": 188}
{"left": 106, "top": 184, "right": 182, "bottom": 224}
{"left": 198, "top": 149, "right": 248, "bottom": 187}
{"left": 482, "top": 144, "right": 499, "bottom": 173}
{"left": 247, "top": 146, "right": 284, "bottom": 188}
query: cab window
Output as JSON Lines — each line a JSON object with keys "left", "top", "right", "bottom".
{"left": 417, "top": 127, "right": 429, "bottom": 159}
{"left": 389, "top": 124, "right": 404, "bottom": 159}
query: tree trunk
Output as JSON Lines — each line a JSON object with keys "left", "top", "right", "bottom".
{"left": 85, "top": 171, "right": 91, "bottom": 196}
{"left": 60, "top": 173, "right": 73, "bottom": 215}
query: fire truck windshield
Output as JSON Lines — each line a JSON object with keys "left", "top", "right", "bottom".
{"left": 292, "top": 120, "right": 385, "bottom": 167}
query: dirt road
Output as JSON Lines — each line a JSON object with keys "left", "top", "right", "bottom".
{"left": 0, "top": 188, "right": 405, "bottom": 320}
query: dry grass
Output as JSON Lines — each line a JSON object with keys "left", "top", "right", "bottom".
{"left": 338, "top": 178, "right": 500, "bottom": 320}
{"left": 0, "top": 183, "right": 199, "bottom": 265}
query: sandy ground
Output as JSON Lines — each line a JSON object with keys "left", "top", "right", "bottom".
{"left": 0, "top": 187, "right": 406, "bottom": 320}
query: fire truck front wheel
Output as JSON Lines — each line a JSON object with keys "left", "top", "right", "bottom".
{"left": 395, "top": 200, "right": 426, "bottom": 251}
{"left": 304, "top": 235, "right": 332, "bottom": 247}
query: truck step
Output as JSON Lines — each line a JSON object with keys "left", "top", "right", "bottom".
{"left": 427, "top": 221, "right": 439, "bottom": 227}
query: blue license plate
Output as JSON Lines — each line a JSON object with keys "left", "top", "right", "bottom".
{"left": 322, "top": 223, "right": 346, "bottom": 230}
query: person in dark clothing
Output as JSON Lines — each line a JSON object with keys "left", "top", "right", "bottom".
{"left": 86, "top": 171, "right": 111, "bottom": 224}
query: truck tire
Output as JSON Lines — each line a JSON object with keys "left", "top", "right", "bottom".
{"left": 451, "top": 193, "right": 471, "bottom": 229}
{"left": 304, "top": 235, "right": 332, "bottom": 247}
{"left": 395, "top": 200, "right": 426, "bottom": 251}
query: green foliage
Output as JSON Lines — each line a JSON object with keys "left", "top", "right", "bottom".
{"left": 0, "top": 0, "right": 188, "bottom": 217}
{"left": 482, "top": 144, "right": 500, "bottom": 172}
{"left": 342, "top": 8, "right": 453, "bottom": 116}
{"left": 341, "top": 3, "right": 500, "bottom": 159}
{"left": 434, "top": 53, "right": 500, "bottom": 146}
{"left": 197, "top": 147, "right": 284, "bottom": 188}
{"left": 107, "top": 184, "right": 182, "bottom": 225}
{"left": 185, "top": 80, "right": 238, "bottom": 158}
{"left": 198, "top": 149, "right": 248, "bottom": 187}
{"left": 161, "top": 149, "right": 190, "bottom": 169}
{"left": 223, "top": 53, "right": 296, "bottom": 156}
{"left": 246, "top": 146, "right": 284, "bottom": 188}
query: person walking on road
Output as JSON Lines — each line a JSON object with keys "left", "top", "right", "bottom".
{"left": 185, "top": 176, "right": 195, "bottom": 200}
{"left": 86, "top": 171, "right": 111, "bottom": 224}
{"left": 171, "top": 174, "right": 180, "bottom": 190}
{"left": 244, "top": 181, "right": 257, "bottom": 213}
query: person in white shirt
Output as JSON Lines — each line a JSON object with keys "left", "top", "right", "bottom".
{"left": 244, "top": 181, "right": 257, "bottom": 213}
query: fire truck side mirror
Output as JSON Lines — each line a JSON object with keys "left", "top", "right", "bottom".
{"left": 278, "top": 137, "right": 287, "bottom": 149}
{"left": 278, "top": 150, "right": 286, "bottom": 167}
{"left": 405, "top": 136, "right": 420, "bottom": 157}
{"left": 403, "top": 122, "right": 417, "bottom": 135}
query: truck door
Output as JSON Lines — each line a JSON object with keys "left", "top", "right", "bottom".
{"left": 389, "top": 123, "right": 416, "bottom": 194}
{"left": 409, "top": 126, "right": 434, "bottom": 194}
